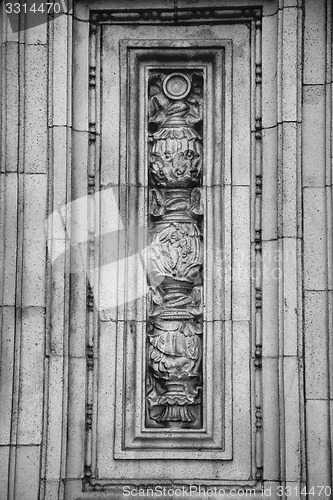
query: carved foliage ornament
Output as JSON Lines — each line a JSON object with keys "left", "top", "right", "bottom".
{"left": 146, "top": 70, "right": 204, "bottom": 429}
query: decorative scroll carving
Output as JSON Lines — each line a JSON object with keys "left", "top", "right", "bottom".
{"left": 146, "top": 70, "right": 204, "bottom": 428}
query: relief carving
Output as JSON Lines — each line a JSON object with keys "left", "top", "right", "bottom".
{"left": 146, "top": 70, "right": 204, "bottom": 428}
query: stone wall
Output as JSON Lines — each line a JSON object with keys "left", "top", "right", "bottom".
{"left": 0, "top": 0, "right": 332, "bottom": 499}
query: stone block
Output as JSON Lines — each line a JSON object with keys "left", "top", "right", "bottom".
{"left": 73, "top": 1, "right": 91, "bottom": 20}
{"left": 45, "top": 358, "right": 64, "bottom": 480}
{"left": 24, "top": 45, "right": 48, "bottom": 173}
{"left": 72, "top": 18, "right": 89, "bottom": 130}
{"left": 52, "top": 15, "right": 71, "bottom": 126}
{"left": 66, "top": 358, "right": 86, "bottom": 478}
{"left": 50, "top": 246, "right": 66, "bottom": 357}
{"left": 17, "top": 307, "right": 45, "bottom": 444}
{"left": 262, "top": 127, "right": 278, "bottom": 240}
{"left": 232, "top": 39, "right": 251, "bottom": 186}
{"left": 303, "top": 0, "right": 326, "bottom": 84}
{"left": 224, "top": 185, "right": 232, "bottom": 320}
{"left": 68, "top": 271, "right": 87, "bottom": 358}
{"left": 97, "top": 321, "right": 117, "bottom": 475}
{"left": 5, "top": 15, "right": 19, "bottom": 42}
{"left": 0, "top": 307, "right": 15, "bottom": 445}
{"left": 232, "top": 321, "right": 252, "bottom": 477}
{"left": 281, "top": 122, "right": 298, "bottom": 238}
{"left": 205, "top": 186, "right": 226, "bottom": 321}
{"left": 284, "top": 482, "right": 303, "bottom": 500}
{"left": 43, "top": 480, "right": 62, "bottom": 500}
{"left": 0, "top": 446, "right": 9, "bottom": 494}
{"left": 304, "top": 291, "right": 329, "bottom": 399}
{"left": 232, "top": 186, "right": 251, "bottom": 320}
{"left": 52, "top": 126, "right": 68, "bottom": 207}
{"left": 0, "top": 178, "right": 3, "bottom": 303}
{"left": 283, "top": 238, "right": 298, "bottom": 356}
{"left": 72, "top": 130, "right": 88, "bottom": 198}
{"left": 2, "top": 174, "right": 18, "bottom": 306}
{"left": 15, "top": 445, "right": 41, "bottom": 500}
{"left": 262, "top": 358, "right": 280, "bottom": 481}
{"left": 329, "top": 291, "right": 333, "bottom": 401}
{"left": 327, "top": 187, "right": 333, "bottom": 291}
{"left": 302, "top": 85, "right": 326, "bottom": 187}
{"left": 262, "top": 14, "right": 278, "bottom": 128}
{"left": 22, "top": 174, "right": 47, "bottom": 307}
{"left": 303, "top": 188, "right": 327, "bottom": 290}
{"left": 263, "top": 2, "right": 278, "bottom": 15}
{"left": 3, "top": 43, "right": 19, "bottom": 173}
{"left": 281, "top": 8, "right": 298, "bottom": 122}
{"left": 306, "top": 400, "right": 331, "bottom": 489}
{"left": 25, "top": 8, "right": 47, "bottom": 45}
{"left": 284, "top": 357, "right": 302, "bottom": 480}
{"left": 262, "top": 240, "right": 279, "bottom": 357}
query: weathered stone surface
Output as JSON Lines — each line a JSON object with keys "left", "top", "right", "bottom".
{"left": 22, "top": 174, "right": 47, "bottom": 307}
{"left": 45, "top": 357, "right": 64, "bottom": 479}
{"left": 304, "top": 291, "right": 329, "bottom": 399}
{"left": 0, "top": 446, "right": 9, "bottom": 494}
{"left": 281, "top": 8, "right": 299, "bottom": 122}
{"left": 15, "top": 445, "right": 41, "bottom": 500}
{"left": 24, "top": 45, "right": 48, "bottom": 173}
{"left": 2, "top": 43, "right": 19, "bottom": 173}
{"left": 282, "top": 237, "right": 298, "bottom": 356}
{"left": 262, "top": 359, "right": 280, "bottom": 481}
{"left": 280, "top": 122, "right": 298, "bottom": 238}
{"left": 303, "top": 188, "right": 327, "bottom": 290}
{"left": 303, "top": 0, "right": 327, "bottom": 84}
{"left": 1, "top": 174, "right": 18, "bottom": 306}
{"left": 302, "top": 85, "right": 326, "bottom": 187}
{"left": 284, "top": 357, "right": 301, "bottom": 481}
{"left": 232, "top": 186, "right": 251, "bottom": 321}
{"left": 17, "top": 307, "right": 45, "bottom": 444}
{"left": 262, "top": 127, "right": 278, "bottom": 240}
{"left": 52, "top": 15, "right": 71, "bottom": 126}
{"left": 306, "top": 400, "right": 332, "bottom": 489}
{"left": 0, "top": 307, "right": 15, "bottom": 445}
{"left": 262, "top": 14, "right": 278, "bottom": 128}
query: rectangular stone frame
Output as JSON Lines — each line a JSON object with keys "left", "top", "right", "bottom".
{"left": 76, "top": 6, "right": 264, "bottom": 493}
{"left": 110, "top": 40, "right": 232, "bottom": 459}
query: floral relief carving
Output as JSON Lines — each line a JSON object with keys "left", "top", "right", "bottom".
{"left": 146, "top": 70, "right": 204, "bottom": 428}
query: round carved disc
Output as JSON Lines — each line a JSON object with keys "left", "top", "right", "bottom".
{"left": 163, "top": 73, "right": 191, "bottom": 100}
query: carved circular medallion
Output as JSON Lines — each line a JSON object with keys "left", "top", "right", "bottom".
{"left": 163, "top": 73, "right": 191, "bottom": 100}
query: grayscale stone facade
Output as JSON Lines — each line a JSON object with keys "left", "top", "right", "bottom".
{"left": 0, "top": 0, "right": 332, "bottom": 499}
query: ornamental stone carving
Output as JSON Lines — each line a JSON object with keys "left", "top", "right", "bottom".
{"left": 146, "top": 70, "right": 204, "bottom": 428}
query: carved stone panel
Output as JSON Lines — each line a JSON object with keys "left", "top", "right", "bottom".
{"left": 146, "top": 69, "right": 204, "bottom": 429}
{"left": 80, "top": 8, "right": 262, "bottom": 492}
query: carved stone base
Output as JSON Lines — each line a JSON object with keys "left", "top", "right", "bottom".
{"left": 154, "top": 404, "right": 194, "bottom": 425}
